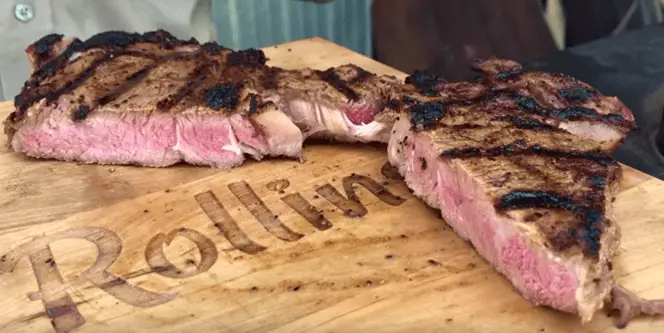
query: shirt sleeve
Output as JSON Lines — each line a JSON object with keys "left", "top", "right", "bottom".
{"left": 0, "top": 0, "right": 213, "bottom": 101}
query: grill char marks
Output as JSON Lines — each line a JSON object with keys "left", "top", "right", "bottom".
{"left": 402, "top": 85, "right": 634, "bottom": 136}
{"left": 405, "top": 70, "right": 447, "bottom": 96}
{"left": 97, "top": 64, "right": 156, "bottom": 107}
{"left": 427, "top": 118, "right": 618, "bottom": 257}
{"left": 31, "top": 33, "right": 64, "bottom": 55}
{"left": 559, "top": 87, "right": 597, "bottom": 103}
{"left": 318, "top": 67, "right": 360, "bottom": 102}
{"left": 204, "top": 83, "right": 242, "bottom": 111}
{"left": 26, "top": 33, "right": 65, "bottom": 70}
{"left": 511, "top": 93, "right": 633, "bottom": 129}
{"left": 25, "top": 30, "right": 196, "bottom": 87}
{"left": 440, "top": 139, "right": 616, "bottom": 166}
{"left": 506, "top": 190, "right": 606, "bottom": 255}
{"left": 408, "top": 102, "right": 446, "bottom": 129}
{"left": 495, "top": 189, "right": 606, "bottom": 255}
{"left": 495, "top": 190, "right": 574, "bottom": 212}
{"left": 491, "top": 115, "right": 559, "bottom": 131}
{"left": 67, "top": 29, "right": 199, "bottom": 52}
{"left": 28, "top": 53, "right": 111, "bottom": 117}
{"left": 14, "top": 29, "right": 231, "bottom": 121}
{"left": 156, "top": 60, "right": 215, "bottom": 112}
{"left": 402, "top": 58, "right": 636, "bottom": 138}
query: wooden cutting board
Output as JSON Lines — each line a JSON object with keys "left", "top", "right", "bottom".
{"left": 0, "top": 38, "right": 663, "bottom": 333}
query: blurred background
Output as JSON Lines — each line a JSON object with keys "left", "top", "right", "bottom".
{"left": 210, "top": 0, "right": 663, "bottom": 80}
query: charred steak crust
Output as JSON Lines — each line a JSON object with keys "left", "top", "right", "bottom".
{"left": 394, "top": 58, "right": 633, "bottom": 260}
{"left": 404, "top": 70, "right": 448, "bottom": 96}
{"left": 8, "top": 31, "right": 262, "bottom": 137}
{"left": 226, "top": 48, "right": 267, "bottom": 67}
{"left": 25, "top": 30, "right": 198, "bottom": 85}
{"left": 204, "top": 83, "right": 242, "bottom": 110}
{"left": 317, "top": 67, "right": 363, "bottom": 101}
{"left": 30, "top": 33, "right": 64, "bottom": 55}
{"left": 25, "top": 33, "right": 65, "bottom": 70}
{"left": 13, "top": 30, "right": 230, "bottom": 120}
{"left": 400, "top": 69, "right": 635, "bottom": 137}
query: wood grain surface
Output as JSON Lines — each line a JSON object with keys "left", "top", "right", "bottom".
{"left": 0, "top": 38, "right": 662, "bottom": 333}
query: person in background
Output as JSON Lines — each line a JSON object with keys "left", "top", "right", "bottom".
{"left": 0, "top": 0, "right": 213, "bottom": 101}
{"left": 372, "top": 0, "right": 662, "bottom": 80}
{"left": 0, "top": 0, "right": 371, "bottom": 101}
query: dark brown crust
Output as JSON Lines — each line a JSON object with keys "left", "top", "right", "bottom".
{"left": 155, "top": 60, "right": 216, "bottom": 112}
{"left": 24, "top": 30, "right": 201, "bottom": 88}
{"left": 317, "top": 67, "right": 360, "bottom": 101}
{"left": 439, "top": 139, "right": 615, "bottom": 165}
{"left": 400, "top": 59, "right": 636, "bottom": 136}
{"left": 97, "top": 65, "right": 155, "bottom": 106}
{"left": 203, "top": 83, "right": 242, "bottom": 110}
{"left": 25, "top": 33, "right": 65, "bottom": 70}
{"left": 226, "top": 49, "right": 267, "bottom": 67}
{"left": 9, "top": 30, "right": 399, "bottom": 133}
{"left": 12, "top": 30, "right": 232, "bottom": 122}
{"left": 404, "top": 70, "right": 448, "bottom": 96}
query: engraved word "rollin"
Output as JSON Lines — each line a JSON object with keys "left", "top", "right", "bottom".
{"left": 0, "top": 173, "right": 405, "bottom": 333}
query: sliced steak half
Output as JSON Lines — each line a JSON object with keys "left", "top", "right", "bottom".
{"left": 388, "top": 71, "right": 630, "bottom": 321}
{"left": 5, "top": 30, "right": 398, "bottom": 168}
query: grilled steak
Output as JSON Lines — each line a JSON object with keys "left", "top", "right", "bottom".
{"left": 397, "top": 59, "right": 635, "bottom": 152}
{"left": 25, "top": 33, "right": 74, "bottom": 73}
{"left": 387, "top": 66, "right": 637, "bottom": 322}
{"left": 5, "top": 29, "right": 658, "bottom": 327}
{"left": 4, "top": 30, "right": 398, "bottom": 167}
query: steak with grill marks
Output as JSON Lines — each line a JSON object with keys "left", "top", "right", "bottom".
{"left": 386, "top": 67, "right": 638, "bottom": 323}
{"left": 4, "top": 30, "right": 399, "bottom": 167}
{"left": 5, "top": 29, "right": 659, "bottom": 327}
{"left": 395, "top": 58, "right": 635, "bottom": 152}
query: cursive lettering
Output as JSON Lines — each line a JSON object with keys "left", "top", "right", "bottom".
{"left": 228, "top": 181, "right": 304, "bottom": 242}
{"left": 145, "top": 228, "right": 219, "bottom": 278}
{"left": 316, "top": 174, "right": 406, "bottom": 217}
{"left": 0, "top": 227, "right": 178, "bottom": 332}
{"left": 194, "top": 190, "right": 267, "bottom": 254}
{"left": 281, "top": 193, "right": 333, "bottom": 231}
